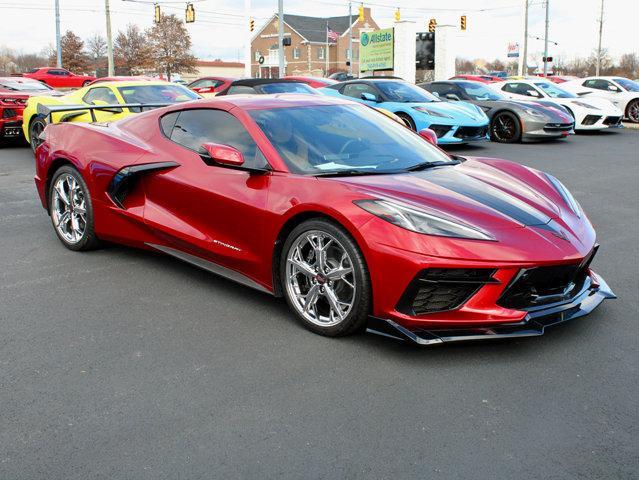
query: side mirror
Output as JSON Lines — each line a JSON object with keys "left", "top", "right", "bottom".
{"left": 608, "top": 85, "right": 620, "bottom": 92}
{"left": 526, "top": 89, "right": 541, "bottom": 97}
{"left": 201, "top": 142, "right": 244, "bottom": 167}
{"left": 418, "top": 128, "right": 438, "bottom": 146}
{"left": 445, "top": 93, "right": 461, "bottom": 101}
{"left": 361, "top": 92, "right": 378, "bottom": 102}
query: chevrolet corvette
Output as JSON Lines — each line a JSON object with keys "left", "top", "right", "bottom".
{"left": 23, "top": 80, "right": 200, "bottom": 151}
{"left": 561, "top": 76, "right": 639, "bottom": 123}
{"left": 34, "top": 94, "right": 614, "bottom": 345}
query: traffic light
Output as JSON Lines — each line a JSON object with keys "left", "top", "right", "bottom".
{"left": 358, "top": 4, "right": 364, "bottom": 22}
{"left": 428, "top": 18, "right": 437, "bottom": 33}
{"left": 394, "top": 8, "right": 401, "bottom": 22}
{"left": 154, "top": 4, "right": 161, "bottom": 24}
{"left": 185, "top": 3, "right": 195, "bottom": 23}
{"left": 460, "top": 15, "right": 467, "bottom": 31}
{"left": 249, "top": 17, "right": 255, "bottom": 32}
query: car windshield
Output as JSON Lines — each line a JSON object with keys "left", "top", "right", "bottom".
{"left": 534, "top": 82, "right": 576, "bottom": 98}
{"left": 458, "top": 82, "right": 505, "bottom": 101}
{"left": 117, "top": 84, "right": 199, "bottom": 104}
{"left": 254, "top": 83, "right": 317, "bottom": 94}
{"left": 0, "top": 80, "right": 51, "bottom": 91}
{"left": 250, "top": 104, "right": 454, "bottom": 175}
{"left": 376, "top": 81, "right": 439, "bottom": 103}
{"left": 613, "top": 78, "right": 639, "bottom": 92}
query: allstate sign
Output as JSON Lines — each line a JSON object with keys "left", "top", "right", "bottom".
{"left": 360, "top": 28, "right": 394, "bottom": 72}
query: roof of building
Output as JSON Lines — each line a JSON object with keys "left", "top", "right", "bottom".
{"left": 281, "top": 14, "right": 355, "bottom": 43}
{"left": 196, "top": 60, "right": 245, "bottom": 68}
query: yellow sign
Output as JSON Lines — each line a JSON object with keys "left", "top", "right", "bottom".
{"left": 360, "top": 28, "right": 394, "bottom": 72}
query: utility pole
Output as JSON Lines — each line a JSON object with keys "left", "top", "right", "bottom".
{"left": 55, "top": 0, "right": 62, "bottom": 67}
{"left": 348, "top": 1, "right": 353, "bottom": 76}
{"left": 278, "top": 0, "right": 285, "bottom": 78}
{"left": 596, "top": 0, "right": 604, "bottom": 76}
{"left": 518, "top": 0, "right": 529, "bottom": 76}
{"left": 105, "top": 0, "right": 114, "bottom": 76}
{"left": 245, "top": 0, "right": 252, "bottom": 77}
{"left": 543, "top": 0, "right": 550, "bottom": 75}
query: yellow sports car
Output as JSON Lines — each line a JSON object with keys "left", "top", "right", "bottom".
{"left": 23, "top": 80, "right": 200, "bottom": 151}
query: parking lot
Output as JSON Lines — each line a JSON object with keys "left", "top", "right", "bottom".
{"left": 1, "top": 130, "right": 638, "bottom": 479}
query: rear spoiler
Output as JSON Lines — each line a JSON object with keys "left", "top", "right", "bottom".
{"left": 37, "top": 102, "right": 171, "bottom": 123}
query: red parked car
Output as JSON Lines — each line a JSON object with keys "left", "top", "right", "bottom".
{"left": 0, "top": 77, "right": 57, "bottom": 142}
{"left": 532, "top": 74, "right": 578, "bottom": 84}
{"left": 187, "top": 77, "right": 235, "bottom": 95}
{"left": 33, "top": 95, "right": 614, "bottom": 344}
{"left": 450, "top": 75, "right": 502, "bottom": 83}
{"left": 23, "top": 67, "right": 96, "bottom": 88}
{"left": 283, "top": 76, "right": 338, "bottom": 88}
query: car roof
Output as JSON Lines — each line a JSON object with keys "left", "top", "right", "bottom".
{"left": 228, "top": 78, "right": 308, "bottom": 86}
{"left": 91, "top": 80, "right": 182, "bottom": 88}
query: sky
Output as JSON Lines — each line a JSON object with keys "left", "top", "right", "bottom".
{"left": 0, "top": 0, "right": 637, "bottom": 66}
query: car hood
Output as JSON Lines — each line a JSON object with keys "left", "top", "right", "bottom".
{"left": 473, "top": 99, "right": 571, "bottom": 122}
{"left": 332, "top": 157, "right": 593, "bottom": 249}
{"left": 404, "top": 100, "right": 487, "bottom": 122}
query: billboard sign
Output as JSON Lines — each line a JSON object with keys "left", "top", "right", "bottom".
{"left": 360, "top": 28, "right": 394, "bottom": 71}
{"left": 507, "top": 42, "right": 519, "bottom": 58}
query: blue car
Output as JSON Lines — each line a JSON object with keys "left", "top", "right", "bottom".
{"left": 320, "top": 78, "right": 490, "bottom": 144}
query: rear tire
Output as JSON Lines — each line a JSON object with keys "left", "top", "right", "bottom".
{"left": 48, "top": 165, "right": 101, "bottom": 251}
{"left": 490, "top": 111, "right": 521, "bottom": 143}
{"left": 82, "top": 80, "right": 91, "bottom": 87}
{"left": 280, "top": 219, "right": 371, "bottom": 337}
{"left": 626, "top": 99, "right": 639, "bottom": 123}
{"left": 29, "top": 116, "right": 46, "bottom": 153}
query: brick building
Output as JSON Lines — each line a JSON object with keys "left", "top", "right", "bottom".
{"left": 251, "top": 9, "right": 379, "bottom": 78}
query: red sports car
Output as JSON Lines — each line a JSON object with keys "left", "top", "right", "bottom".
{"left": 187, "top": 77, "right": 235, "bottom": 95}
{"left": 0, "top": 77, "right": 58, "bottom": 142}
{"left": 33, "top": 95, "right": 614, "bottom": 344}
{"left": 23, "top": 67, "right": 96, "bottom": 88}
{"left": 283, "top": 76, "right": 338, "bottom": 88}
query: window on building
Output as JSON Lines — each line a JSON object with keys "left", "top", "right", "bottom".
{"left": 254, "top": 50, "right": 261, "bottom": 61}
{"left": 345, "top": 49, "right": 351, "bottom": 60}
{"left": 293, "top": 48, "right": 300, "bottom": 59}
{"left": 318, "top": 47, "right": 325, "bottom": 60}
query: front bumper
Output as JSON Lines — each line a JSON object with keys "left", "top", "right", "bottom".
{"left": 427, "top": 123, "right": 489, "bottom": 145}
{"left": 367, "top": 271, "right": 615, "bottom": 345}
{"left": 521, "top": 120, "right": 574, "bottom": 140}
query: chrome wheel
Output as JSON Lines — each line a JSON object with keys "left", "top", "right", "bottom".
{"left": 51, "top": 173, "right": 87, "bottom": 244}
{"left": 628, "top": 100, "right": 639, "bottom": 123}
{"left": 285, "top": 230, "right": 356, "bottom": 327}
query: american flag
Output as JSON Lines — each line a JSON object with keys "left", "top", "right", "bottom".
{"left": 327, "top": 27, "right": 339, "bottom": 42}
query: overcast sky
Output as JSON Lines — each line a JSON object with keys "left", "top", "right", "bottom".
{"left": 1, "top": 0, "right": 636, "bottom": 65}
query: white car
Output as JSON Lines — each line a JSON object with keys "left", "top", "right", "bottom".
{"left": 561, "top": 76, "right": 639, "bottom": 123}
{"left": 492, "top": 79, "right": 624, "bottom": 131}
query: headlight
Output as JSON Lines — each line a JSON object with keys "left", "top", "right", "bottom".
{"left": 412, "top": 106, "right": 452, "bottom": 118}
{"left": 354, "top": 199, "right": 495, "bottom": 241}
{"left": 524, "top": 107, "right": 546, "bottom": 118}
{"left": 544, "top": 174, "right": 582, "bottom": 218}
{"left": 572, "top": 100, "right": 599, "bottom": 110}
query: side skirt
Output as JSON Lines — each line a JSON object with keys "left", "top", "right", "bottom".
{"left": 146, "top": 243, "right": 273, "bottom": 295}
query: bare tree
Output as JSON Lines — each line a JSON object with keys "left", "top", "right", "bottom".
{"left": 455, "top": 57, "right": 475, "bottom": 74}
{"left": 587, "top": 48, "right": 613, "bottom": 75}
{"left": 618, "top": 53, "right": 638, "bottom": 78}
{"left": 114, "top": 24, "right": 152, "bottom": 74}
{"left": 146, "top": 14, "right": 197, "bottom": 80}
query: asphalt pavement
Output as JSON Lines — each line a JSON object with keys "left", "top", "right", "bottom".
{"left": 1, "top": 130, "right": 638, "bottom": 479}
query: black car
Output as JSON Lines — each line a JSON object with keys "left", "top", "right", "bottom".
{"left": 216, "top": 79, "right": 319, "bottom": 96}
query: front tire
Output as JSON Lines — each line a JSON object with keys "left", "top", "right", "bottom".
{"left": 49, "top": 165, "right": 100, "bottom": 251}
{"left": 626, "top": 99, "right": 639, "bottom": 123}
{"left": 280, "top": 219, "right": 371, "bottom": 337}
{"left": 29, "top": 116, "right": 46, "bottom": 153}
{"left": 490, "top": 111, "right": 521, "bottom": 143}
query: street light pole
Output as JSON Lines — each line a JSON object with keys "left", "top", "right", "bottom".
{"left": 543, "top": 0, "right": 550, "bottom": 75}
{"left": 55, "top": 0, "right": 62, "bottom": 67}
{"left": 518, "top": 0, "right": 529, "bottom": 76}
{"left": 278, "top": 0, "right": 285, "bottom": 78}
{"left": 348, "top": 1, "right": 353, "bottom": 76}
{"left": 596, "top": 0, "right": 604, "bottom": 76}
{"left": 105, "top": 0, "right": 114, "bottom": 76}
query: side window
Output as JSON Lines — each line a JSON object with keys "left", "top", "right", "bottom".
{"left": 429, "top": 83, "right": 457, "bottom": 97}
{"left": 169, "top": 109, "right": 268, "bottom": 169}
{"left": 226, "top": 85, "right": 256, "bottom": 95}
{"left": 192, "top": 79, "right": 220, "bottom": 88}
{"left": 83, "top": 87, "right": 119, "bottom": 105}
{"left": 341, "top": 83, "right": 378, "bottom": 99}
{"left": 160, "top": 112, "right": 180, "bottom": 138}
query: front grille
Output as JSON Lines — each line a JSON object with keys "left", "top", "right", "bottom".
{"left": 603, "top": 116, "right": 622, "bottom": 126}
{"left": 498, "top": 248, "right": 597, "bottom": 310}
{"left": 453, "top": 126, "right": 488, "bottom": 139}
{"left": 582, "top": 115, "right": 602, "bottom": 126}
{"left": 2, "top": 108, "right": 17, "bottom": 119}
{"left": 428, "top": 124, "right": 452, "bottom": 138}
{"left": 544, "top": 122, "right": 573, "bottom": 132}
{"left": 397, "top": 268, "right": 497, "bottom": 316}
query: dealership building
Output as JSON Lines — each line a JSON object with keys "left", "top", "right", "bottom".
{"left": 251, "top": 9, "right": 379, "bottom": 78}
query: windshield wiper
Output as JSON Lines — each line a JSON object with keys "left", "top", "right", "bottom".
{"left": 312, "top": 170, "right": 390, "bottom": 177}
{"left": 403, "top": 160, "right": 455, "bottom": 172}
